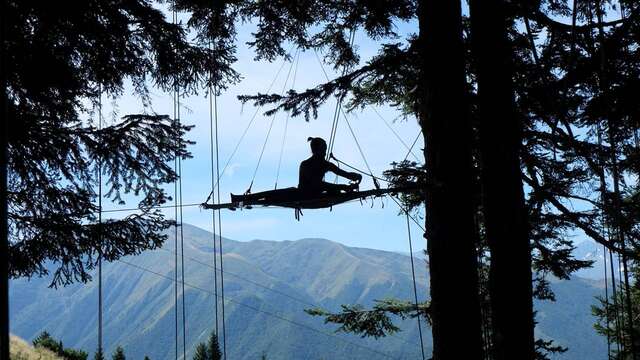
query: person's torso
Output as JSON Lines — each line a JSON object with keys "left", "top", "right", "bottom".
{"left": 298, "top": 157, "right": 329, "bottom": 190}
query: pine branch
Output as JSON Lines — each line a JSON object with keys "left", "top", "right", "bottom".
{"left": 305, "top": 299, "right": 430, "bottom": 339}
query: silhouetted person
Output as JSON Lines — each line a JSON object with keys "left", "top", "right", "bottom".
{"left": 299, "top": 137, "right": 362, "bottom": 195}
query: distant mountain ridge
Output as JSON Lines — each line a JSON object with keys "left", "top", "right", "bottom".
{"left": 10, "top": 224, "right": 606, "bottom": 359}
{"left": 573, "top": 240, "right": 622, "bottom": 280}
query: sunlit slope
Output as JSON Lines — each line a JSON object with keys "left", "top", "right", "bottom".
{"left": 10, "top": 224, "right": 428, "bottom": 360}
{"left": 10, "top": 335, "right": 61, "bottom": 360}
{"left": 10, "top": 224, "right": 605, "bottom": 359}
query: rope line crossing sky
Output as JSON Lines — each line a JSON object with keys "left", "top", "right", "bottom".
{"left": 156, "top": 246, "right": 424, "bottom": 350}
{"left": 115, "top": 258, "right": 401, "bottom": 359}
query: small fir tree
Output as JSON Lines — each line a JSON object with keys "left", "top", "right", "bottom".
{"left": 111, "top": 346, "right": 125, "bottom": 360}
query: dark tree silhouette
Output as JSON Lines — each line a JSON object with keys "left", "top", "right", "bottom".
{"left": 192, "top": 331, "right": 222, "bottom": 360}
{"left": 33, "top": 331, "right": 89, "bottom": 360}
{"left": 593, "top": 267, "right": 640, "bottom": 359}
{"left": 238, "top": 0, "right": 640, "bottom": 358}
{"left": 193, "top": 344, "right": 208, "bottom": 360}
{"left": 95, "top": 349, "right": 105, "bottom": 360}
{"left": 112, "top": 346, "right": 126, "bottom": 360}
{"left": 470, "top": 0, "right": 534, "bottom": 359}
{"left": 4, "top": 1, "right": 240, "bottom": 288}
{"left": 4, "top": 0, "right": 640, "bottom": 359}
{"left": 214, "top": 0, "right": 484, "bottom": 356}
{"left": 416, "top": 1, "right": 485, "bottom": 357}
{"left": 207, "top": 331, "right": 222, "bottom": 360}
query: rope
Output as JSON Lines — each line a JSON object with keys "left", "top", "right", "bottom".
{"left": 213, "top": 81, "right": 228, "bottom": 360}
{"left": 171, "top": 8, "right": 181, "bottom": 360}
{"left": 116, "top": 258, "right": 397, "bottom": 359}
{"left": 208, "top": 59, "right": 220, "bottom": 339}
{"left": 203, "top": 46, "right": 296, "bottom": 204}
{"left": 173, "top": 74, "right": 179, "bottom": 360}
{"left": 392, "top": 196, "right": 425, "bottom": 233}
{"left": 316, "top": 28, "right": 356, "bottom": 160}
{"left": 597, "top": 83, "right": 623, "bottom": 356}
{"left": 312, "top": 28, "right": 428, "bottom": 239}
{"left": 101, "top": 203, "right": 201, "bottom": 214}
{"left": 372, "top": 109, "right": 420, "bottom": 162}
{"left": 177, "top": 92, "right": 187, "bottom": 360}
{"left": 340, "top": 111, "right": 377, "bottom": 183}
{"left": 403, "top": 132, "right": 422, "bottom": 162}
{"left": 157, "top": 247, "right": 423, "bottom": 350}
{"left": 204, "top": 47, "right": 301, "bottom": 357}
{"left": 593, "top": 3, "right": 636, "bottom": 355}
{"left": 405, "top": 212, "right": 426, "bottom": 360}
{"left": 275, "top": 51, "right": 301, "bottom": 189}
{"left": 329, "top": 153, "right": 389, "bottom": 185}
{"left": 97, "top": 85, "right": 103, "bottom": 357}
{"left": 248, "top": 48, "right": 300, "bottom": 193}
{"left": 313, "top": 34, "right": 380, "bottom": 189}
{"left": 610, "top": 251, "right": 623, "bottom": 354}
{"left": 597, "top": 102, "right": 623, "bottom": 354}
{"left": 603, "top": 244, "right": 611, "bottom": 358}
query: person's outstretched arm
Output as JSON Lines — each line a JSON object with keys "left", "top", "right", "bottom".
{"left": 327, "top": 162, "right": 362, "bottom": 183}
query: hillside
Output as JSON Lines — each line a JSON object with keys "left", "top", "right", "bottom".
{"left": 10, "top": 224, "right": 606, "bottom": 359}
{"left": 10, "top": 335, "right": 61, "bottom": 360}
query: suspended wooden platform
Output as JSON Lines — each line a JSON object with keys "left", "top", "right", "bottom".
{"left": 201, "top": 186, "right": 419, "bottom": 211}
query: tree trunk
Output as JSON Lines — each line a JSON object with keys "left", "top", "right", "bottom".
{"left": 1, "top": 0, "right": 9, "bottom": 356}
{"left": 417, "top": 1, "right": 483, "bottom": 359}
{"left": 469, "top": 1, "right": 535, "bottom": 359}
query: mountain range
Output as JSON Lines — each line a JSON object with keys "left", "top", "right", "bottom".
{"left": 10, "top": 224, "right": 607, "bottom": 359}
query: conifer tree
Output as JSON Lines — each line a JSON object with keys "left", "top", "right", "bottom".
{"left": 168, "top": 0, "right": 636, "bottom": 358}
{"left": 6, "top": 0, "right": 640, "bottom": 359}
{"left": 32, "top": 331, "right": 88, "bottom": 360}
{"left": 111, "top": 346, "right": 125, "bottom": 360}
{"left": 207, "top": 332, "right": 222, "bottom": 360}
{"left": 4, "top": 0, "right": 238, "bottom": 288}
{"left": 593, "top": 267, "right": 640, "bottom": 359}
{"left": 470, "top": 0, "right": 534, "bottom": 358}
{"left": 192, "top": 331, "right": 221, "bottom": 360}
{"left": 192, "top": 344, "right": 208, "bottom": 360}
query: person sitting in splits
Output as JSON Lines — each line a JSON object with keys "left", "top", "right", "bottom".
{"left": 298, "top": 137, "right": 362, "bottom": 195}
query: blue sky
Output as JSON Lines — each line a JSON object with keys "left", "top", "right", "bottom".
{"left": 101, "top": 20, "right": 426, "bottom": 253}
{"left": 98, "top": 4, "right": 616, "bottom": 253}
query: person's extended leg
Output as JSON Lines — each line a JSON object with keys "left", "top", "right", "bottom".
{"left": 320, "top": 182, "right": 356, "bottom": 194}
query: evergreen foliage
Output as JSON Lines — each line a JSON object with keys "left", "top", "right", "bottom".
{"left": 306, "top": 299, "right": 429, "bottom": 338}
{"left": 5, "top": 0, "right": 230, "bottom": 287}
{"left": 207, "top": 331, "right": 222, "bottom": 360}
{"left": 32, "top": 332, "right": 63, "bottom": 355}
{"left": 192, "top": 344, "right": 208, "bottom": 360}
{"left": 191, "top": 331, "right": 222, "bottom": 360}
{"left": 593, "top": 267, "right": 640, "bottom": 359}
{"left": 7, "top": 0, "right": 640, "bottom": 358}
{"left": 94, "top": 349, "right": 105, "bottom": 360}
{"left": 230, "top": 0, "right": 640, "bottom": 358}
{"left": 111, "top": 346, "right": 125, "bottom": 360}
{"left": 32, "top": 331, "right": 88, "bottom": 360}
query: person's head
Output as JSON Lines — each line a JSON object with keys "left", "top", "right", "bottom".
{"left": 307, "top": 137, "right": 327, "bottom": 157}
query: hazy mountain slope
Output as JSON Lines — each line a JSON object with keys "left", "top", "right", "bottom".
{"left": 10, "top": 224, "right": 428, "bottom": 360}
{"left": 10, "top": 224, "right": 606, "bottom": 359}
{"left": 535, "top": 276, "right": 607, "bottom": 360}
{"left": 10, "top": 335, "right": 62, "bottom": 360}
{"left": 572, "top": 240, "right": 621, "bottom": 281}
